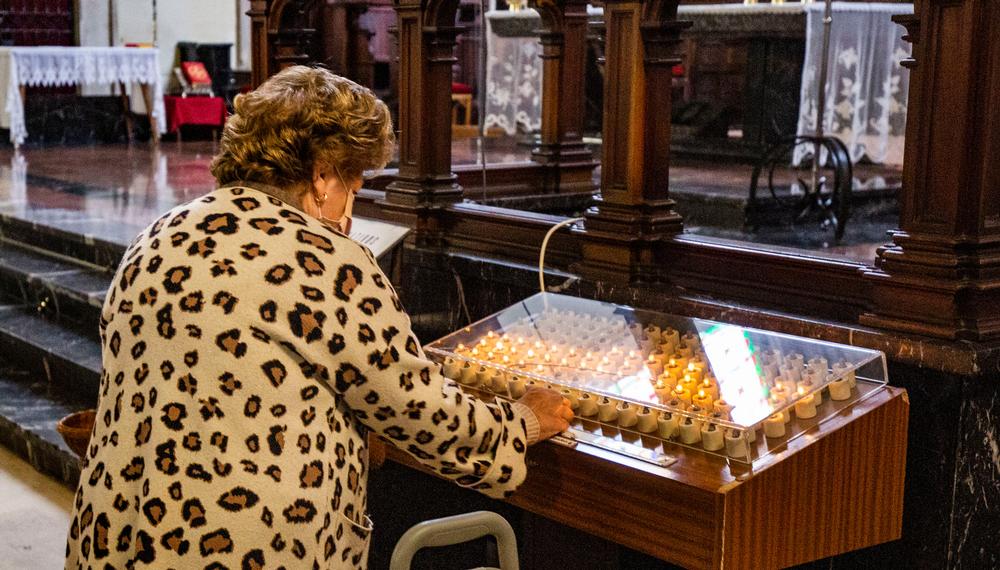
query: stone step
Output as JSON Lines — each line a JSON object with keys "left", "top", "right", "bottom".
{"left": 0, "top": 207, "right": 134, "bottom": 272}
{"left": 0, "top": 240, "right": 111, "bottom": 336}
{"left": 0, "top": 365, "right": 86, "bottom": 487}
{"left": 0, "top": 305, "right": 102, "bottom": 400}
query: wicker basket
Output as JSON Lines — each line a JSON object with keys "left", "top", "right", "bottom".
{"left": 57, "top": 409, "right": 96, "bottom": 459}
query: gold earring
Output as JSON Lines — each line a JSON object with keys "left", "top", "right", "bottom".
{"left": 318, "top": 192, "right": 328, "bottom": 205}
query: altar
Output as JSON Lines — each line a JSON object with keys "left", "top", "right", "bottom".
{"left": 485, "top": 3, "right": 911, "bottom": 165}
{"left": 0, "top": 46, "right": 166, "bottom": 147}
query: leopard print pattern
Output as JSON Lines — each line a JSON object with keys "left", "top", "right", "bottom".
{"left": 65, "top": 187, "right": 531, "bottom": 569}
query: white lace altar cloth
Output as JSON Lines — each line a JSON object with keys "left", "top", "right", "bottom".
{"left": 484, "top": 9, "right": 544, "bottom": 135}
{"left": 1, "top": 46, "right": 166, "bottom": 146}
{"left": 793, "top": 3, "right": 913, "bottom": 167}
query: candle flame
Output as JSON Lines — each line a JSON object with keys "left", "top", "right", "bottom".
{"left": 669, "top": 358, "right": 676, "bottom": 366}
{"left": 697, "top": 389, "right": 706, "bottom": 398}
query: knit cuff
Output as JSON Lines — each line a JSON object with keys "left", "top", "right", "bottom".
{"left": 511, "top": 402, "right": 541, "bottom": 445}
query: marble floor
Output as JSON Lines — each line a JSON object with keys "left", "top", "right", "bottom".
{"left": 0, "top": 140, "right": 900, "bottom": 262}
{"left": 0, "top": 445, "right": 73, "bottom": 570}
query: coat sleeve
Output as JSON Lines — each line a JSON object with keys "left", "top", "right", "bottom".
{"left": 317, "top": 245, "right": 538, "bottom": 500}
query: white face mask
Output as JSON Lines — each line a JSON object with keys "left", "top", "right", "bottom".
{"left": 326, "top": 166, "right": 355, "bottom": 235}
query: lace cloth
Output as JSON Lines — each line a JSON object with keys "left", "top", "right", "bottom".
{"left": 484, "top": 9, "right": 544, "bottom": 135}
{"left": 1, "top": 46, "right": 166, "bottom": 146}
{"left": 793, "top": 3, "right": 913, "bottom": 167}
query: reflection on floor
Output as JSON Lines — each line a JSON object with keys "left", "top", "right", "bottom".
{"left": 0, "top": 140, "right": 900, "bottom": 262}
{"left": 0, "top": 445, "right": 73, "bottom": 569}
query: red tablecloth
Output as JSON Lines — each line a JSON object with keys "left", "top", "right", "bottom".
{"left": 164, "top": 95, "right": 227, "bottom": 133}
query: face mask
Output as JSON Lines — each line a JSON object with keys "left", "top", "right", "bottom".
{"left": 325, "top": 166, "right": 355, "bottom": 234}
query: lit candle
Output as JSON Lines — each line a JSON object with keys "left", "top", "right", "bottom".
{"left": 725, "top": 429, "right": 750, "bottom": 459}
{"left": 576, "top": 393, "right": 598, "bottom": 416}
{"left": 685, "top": 362, "right": 704, "bottom": 382}
{"left": 679, "top": 416, "right": 702, "bottom": 444}
{"left": 617, "top": 402, "right": 638, "bottom": 428}
{"left": 597, "top": 397, "right": 619, "bottom": 422}
{"left": 769, "top": 396, "right": 790, "bottom": 423}
{"left": 664, "top": 359, "right": 683, "bottom": 381}
{"left": 654, "top": 379, "right": 673, "bottom": 402}
{"left": 636, "top": 408, "right": 658, "bottom": 433}
{"left": 713, "top": 399, "right": 735, "bottom": 418}
{"left": 797, "top": 378, "right": 823, "bottom": 405}
{"left": 692, "top": 389, "right": 714, "bottom": 410}
{"left": 700, "top": 423, "right": 724, "bottom": 451}
{"left": 657, "top": 412, "right": 679, "bottom": 438}
{"left": 646, "top": 354, "right": 664, "bottom": 377}
{"left": 763, "top": 413, "right": 786, "bottom": 438}
{"left": 770, "top": 382, "right": 791, "bottom": 402}
{"left": 699, "top": 378, "right": 719, "bottom": 400}
{"left": 673, "top": 383, "right": 693, "bottom": 405}
{"left": 680, "top": 374, "right": 699, "bottom": 392}
{"left": 794, "top": 387, "right": 817, "bottom": 419}
{"left": 829, "top": 376, "right": 852, "bottom": 401}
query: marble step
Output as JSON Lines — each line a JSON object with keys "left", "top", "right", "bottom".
{"left": 0, "top": 240, "right": 111, "bottom": 336}
{"left": 0, "top": 305, "right": 102, "bottom": 400}
{"left": 0, "top": 365, "right": 85, "bottom": 487}
{"left": 0, "top": 207, "right": 135, "bottom": 272}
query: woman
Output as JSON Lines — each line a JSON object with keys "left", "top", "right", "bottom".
{"left": 65, "top": 66, "right": 572, "bottom": 569}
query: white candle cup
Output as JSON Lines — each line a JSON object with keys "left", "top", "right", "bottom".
{"left": 660, "top": 329, "right": 680, "bottom": 352}
{"left": 689, "top": 404, "right": 708, "bottom": 418}
{"left": 770, "top": 384, "right": 791, "bottom": 403}
{"left": 829, "top": 377, "right": 852, "bottom": 401}
{"left": 794, "top": 394, "right": 818, "bottom": 419}
{"left": 442, "top": 357, "right": 462, "bottom": 379}
{"left": 672, "top": 385, "right": 693, "bottom": 406}
{"left": 676, "top": 344, "right": 694, "bottom": 358}
{"left": 807, "top": 356, "right": 829, "bottom": 374}
{"left": 650, "top": 349, "right": 668, "bottom": 364}
{"left": 654, "top": 383, "right": 673, "bottom": 403}
{"left": 644, "top": 324, "right": 662, "bottom": 343}
{"left": 679, "top": 417, "right": 702, "bottom": 444}
{"left": 459, "top": 362, "right": 477, "bottom": 385}
{"left": 490, "top": 370, "right": 508, "bottom": 393}
{"left": 475, "top": 366, "right": 494, "bottom": 387}
{"left": 779, "top": 364, "right": 802, "bottom": 382}
{"left": 713, "top": 399, "right": 735, "bottom": 419}
{"left": 784, "top": 353, "right": 805, "bottom": 372}
{"left": 617, "top": 402, "right": 638, "bottom": 428}
{"left": 665, "top": 398, "right": 687, "bottom": 412}
{"left": 597, "top": 397, "right": 619, "bottom": 423}
{"left": 762, "top": 363, "right": 780, "bottom": 383}
{"left": 560, "top": 388, "right": 580, "bottom": 410}
{"left": 646, "top": 359, "right": 665, "bottom": 377}
{"left": 832, "top": 361, "right": 857, "bottom": 388}
{"left": 725, "top": 429, "right": 751, "bottom": 460}
{"left": 700, "top": 423, "right": 725, "bottom": 451}
{"left": 797, "top": 379, "right": 823, "bottom": 405}
{"left": 763, "top": 413, "right": 787, "bottom": 438}
{"left": 636, "top": 408, "right": 658, "bottom": 433}
{"left": 681, "top": 332, "right": 701, "bottom": 348}
{"left": 507, "top": 376, "right": 527, "bottom": 398}
{"left": 761, "top": 349, "right": 783, "bottom": 366}
{"left": 657, "top": 412, "right": 679, "bottom": 439}
{"left": 576, "top": 393, "right": 598, "bottom": 416}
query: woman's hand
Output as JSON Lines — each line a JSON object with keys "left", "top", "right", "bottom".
{"left": 517, "top": 387, "right": 575, "bottom": 443}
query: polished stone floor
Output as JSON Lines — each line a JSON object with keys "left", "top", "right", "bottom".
{"left": 0, "top": 140, "right": 899, "bottom": 262}
{"left": 0, "top": 445, "right": 74, "bottom": 569}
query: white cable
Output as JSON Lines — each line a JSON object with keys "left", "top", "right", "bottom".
{"left": 539, "top": 217, "right": 585, "bottom": 294}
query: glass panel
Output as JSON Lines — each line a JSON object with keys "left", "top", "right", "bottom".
{"left": 425, "top": 292, "right": 888, "bottom": 465}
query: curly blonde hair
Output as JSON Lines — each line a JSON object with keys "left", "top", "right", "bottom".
{"left": 211, "top": 66, "right": 394, "bottom": 192}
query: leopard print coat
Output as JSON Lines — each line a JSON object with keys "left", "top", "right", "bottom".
{"left": 65, "top": 186, "right": 536, "bottom": 569}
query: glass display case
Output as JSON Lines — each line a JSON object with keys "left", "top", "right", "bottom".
{"left": 425, "top": 293, "right": 888, "bottom": 466}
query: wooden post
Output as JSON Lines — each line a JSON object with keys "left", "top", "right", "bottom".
{"left": 379, "top": 0, "right": 463, "bottom": 244}
{"left": 530, "top": 0, "right": 597, "bottom": 194}
{"left": 575, "top": 0, "right": 688, "bottom": 284}
{"left": 248, "top": 0, "right": 270, "bottom": 88}
{"left": 861, "top": 0, "right": 1000, "bottom": 341}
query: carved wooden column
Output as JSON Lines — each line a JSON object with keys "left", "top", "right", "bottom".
{"left": 321, "top": 0, "right": 376, "bottom": 86}
{"left": 249, "top": 0, "right": 271, "bottom": 87}
{"left": 531, "top": 0, "right": 598, "bottom": 194}
{"left": 575, "top": 0, "right": 688, "bottom": 284}
{"left": 380, "top": 0, "right": 463, "bottom": 244}
{"left": 861, "top": 0, "right": 1000, "bottom": 341}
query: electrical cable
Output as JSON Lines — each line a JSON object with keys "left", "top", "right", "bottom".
{"left": 539, "top": 217, "right": 585, "bottom": 294}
